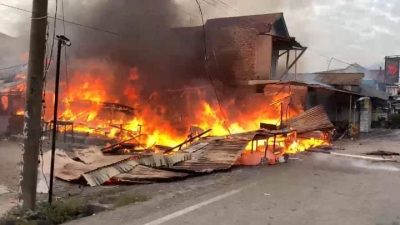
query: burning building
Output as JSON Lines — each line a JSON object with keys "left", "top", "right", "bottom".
{"left": 6, "top": 11, "right": 338, "bottom": 187}
{"left": 4, "top": 12, "right": 331, "bottom": 151}
{"left": 0, "top": 64, "right": 27, "bottom": 136}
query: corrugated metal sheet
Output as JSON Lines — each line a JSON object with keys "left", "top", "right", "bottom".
{"left": 284, "top": 105, "right": 334, "bottom": 133}
{"left": 114, "top": 165, "right": 188, "bottom": 184}
{"left": 172, "top": 138, "right": 250, "bottom": 173}
{"left": 50, "top": 148, "right": 136, "bottom": 186}
{"left": 83, "top": 160, "right": 138, "bottom": 186}
{"left": 315, "top": 73, "right": 364, "bottom": 86}
{"left": 138, "top": 153, "right": 190, "bottom": 168}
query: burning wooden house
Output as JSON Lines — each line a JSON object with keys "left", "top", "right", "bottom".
{"left": 0, "top": 64, "right": 27, "bottom": 136}
{"left": 0, "top": 13, "right": 339, "bottom": 187}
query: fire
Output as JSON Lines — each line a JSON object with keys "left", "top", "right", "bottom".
{"left": 1, "top": 96, "right": 8, "bottom": 111}
{"left": 15, "top": 110, "right": 25, "bottom": 116}
{"left": 49, "top": 62, "right": 328, "bottom": 154}
{"left": 286, "top": 138, "right": 328, "bottom": 154}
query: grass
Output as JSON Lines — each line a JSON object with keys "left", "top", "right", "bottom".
{"left": 98, "top": 193, "right": 149, "bottom": 208}
{"left": 0, "top": 192, "right": 149, "bottom": 225}
{"left": 0, "top": 197, "right": 93, "bottom": 225}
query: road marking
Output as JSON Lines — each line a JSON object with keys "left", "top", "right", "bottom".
{"left": 142, "top": 188, "right": 243, "bottom": 225}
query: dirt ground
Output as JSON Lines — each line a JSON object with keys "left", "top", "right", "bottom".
{"left": 1, "top": 129, "right": 400, "bottom": 224}
{"left": 0, "top": 139, "right": 21, "bottom": 215}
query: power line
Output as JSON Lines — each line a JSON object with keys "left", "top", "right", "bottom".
{"left": 44, "top": 0, "right": 58, "bottom": 79}
{"left": 199, "top": 0, "right": 359, "bottom": 71}
{"left": 210, "top": 2, "right": 357, "bottom": 70}
{"left": 0, "top": 2, "right": 118, "bottom": 36}
{"left": 194, "top": 0, "right": 231, "bottom": 135}
{"left": 0, "top": 63, "right": 27, "bottom": 71}
{"left": 61, "top": 0, "right": 70, "bottom": 97}
{"left": 306, "top": 48, "right": 355, "bottom": 70}
{"left": 199, "top": 0, "right": 256, "bottom": 25}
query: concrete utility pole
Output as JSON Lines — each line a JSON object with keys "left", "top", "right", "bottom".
{"left": 21, "top": 0, "right": 49, "bottom": 209}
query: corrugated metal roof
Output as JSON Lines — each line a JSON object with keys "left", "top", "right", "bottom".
{"left": 285, "top": 72, "right": 363, "bottom": 86}
{"left": 172, "top": 138, "right": 250, "bottom": 173}
{"left": 259, "top": 80, "right": 358, "bottom": 95}
{"left": 316, "top": 73, "right": 364, "bottom": 86}
{"left": 138, "top": 153, "right": 190, "bottom": 168}
{"left": 83, "top": 160, "right": 138, "bottom": 187}
{"left": 316, "top": 63, "right": 366, "bottom": 74}
{"left": 284, "top": 105, "right": 334, "bottom": 134}
{"left": 50, "top": 148, "right": 137, "bottom": 186}
{"left": 284, "top": 73, "right": 389, "bottom": 100}
{"left": 114, "top": 165, "right": 188, "bottom": 184}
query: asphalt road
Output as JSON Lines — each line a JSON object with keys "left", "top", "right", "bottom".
{"left": 67, "top": 151, "right": 400, "bottom": 225}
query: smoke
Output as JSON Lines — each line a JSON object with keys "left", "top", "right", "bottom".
{"left": 64, "top": 1, "right": 202, "bottom": 82}
{"left": 37, "top": 0, "right": 234, "bottom": 130}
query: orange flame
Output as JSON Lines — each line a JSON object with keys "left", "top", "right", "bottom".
{"left": 15, "top": 110, "right": 25, "bottom": 116}
{"left": 52, "top": 63, "right": 328, "bottom": 152}
{"left": 1, "top": 96, "right": 8, "bottom": 111}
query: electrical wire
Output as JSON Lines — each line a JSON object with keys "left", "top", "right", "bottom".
{"left": 194, "top": 0, "right": 231, "bottom": 135}
{"left": 0, "top": 64, "right": 27, "bottom": 71}
{"left": 43, "top": 0, "right": 58, "bottom": 81}
{"left": 199, "top": 0, "right": 259, "bottom": 25}
{"left": 0, "top": 2, "right": 118, "bottom": 36}
{"left": 61, "top": 0, "right": 70, "bottom": 97}
{"left": 306, "top": 48, "right": 355, "bottom": 68}
{"left": 198, "top": 0, "right": 357, "bottom": 73}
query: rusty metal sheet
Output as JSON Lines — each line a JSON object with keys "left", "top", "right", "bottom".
{"left": 284, "top": 105, "right": 334, "bottom": 134}
{"left": 42, "top": 148, "right": 137, "bottom": 186}
{"left": 114, "top": 165, "right": 188, "bottom": 184}
{"left": 83, "top": 160, "right": 138, "bottom": 186}
{"left": 172, "top": 138, "right": 250, "bottom": 173}
{"left": 138, "top": 153, "right": 190, "bottom": 168}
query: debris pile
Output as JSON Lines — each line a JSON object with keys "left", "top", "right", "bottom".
{"left": 38, "top": 105, "right": 334, "bottom": 188}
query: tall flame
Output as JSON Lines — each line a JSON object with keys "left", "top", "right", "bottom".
{"left": 49, "top": 63, "right": 328, "bottom": 154}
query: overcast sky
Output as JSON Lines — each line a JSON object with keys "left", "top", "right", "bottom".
{"left": 0, "top": 0, "right": 399, "bottom": 72}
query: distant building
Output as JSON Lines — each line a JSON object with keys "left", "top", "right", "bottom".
{"left": 278, "top": 63, "right": 390, "bottom": 133}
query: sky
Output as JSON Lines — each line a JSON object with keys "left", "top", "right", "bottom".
{"left": 0, "top": 0, "right": 399, "bottom": 72}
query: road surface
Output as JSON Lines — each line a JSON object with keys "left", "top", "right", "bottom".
{"left": 67, "top": 150, "right": 400, "bottom": 225}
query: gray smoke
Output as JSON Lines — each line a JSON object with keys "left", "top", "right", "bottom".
{"left": 60, "top": 0, "right": 207, "bottom": 97}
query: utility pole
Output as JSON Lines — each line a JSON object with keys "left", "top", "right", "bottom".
{"left": 21, "top": 0, "right": 49, "bottom": 209}
{"left": 49, "top": 35, "right": 70, "bottom": 204}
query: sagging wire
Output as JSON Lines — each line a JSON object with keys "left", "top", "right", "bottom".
{"left": 43, "top": 0, "right": 58, "bottom": 81}
{"left": 194, "top": 0, "right": 231, "bottom": 135}
{"left": 0, "top": 63, "right": 27, "bottom": 71}
{"left": 0, "top": 2, "right": 118, "bottom": 36}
